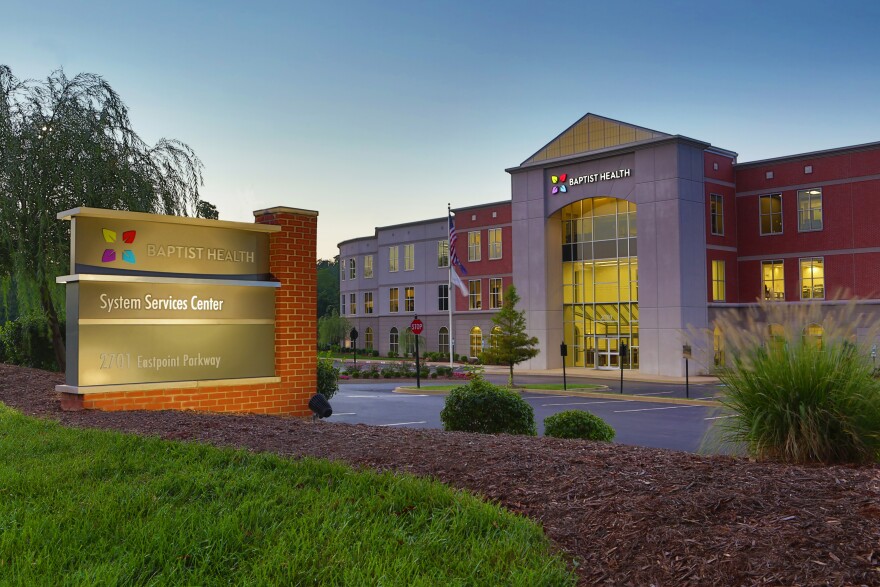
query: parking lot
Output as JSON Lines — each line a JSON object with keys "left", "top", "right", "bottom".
{"left": 325, "top": 381, "right": 731, "bottom": 454}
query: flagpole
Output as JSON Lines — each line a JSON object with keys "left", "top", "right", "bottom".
{"left": 448, "top": 203, "right": 454, "bottom": 368}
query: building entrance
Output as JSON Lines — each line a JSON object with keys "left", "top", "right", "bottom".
{"left": 561, "top": 197, "right": 639, "bottom": 370}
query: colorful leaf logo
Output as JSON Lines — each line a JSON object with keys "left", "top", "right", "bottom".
{"left": 551, "top": 173, "right": 568, "bottom": 195}
{"left": 101, "top": 228, "right": 137, "bottom": 264}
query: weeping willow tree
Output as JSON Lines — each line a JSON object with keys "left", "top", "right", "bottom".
{"left": 0, "top": 66, "right": 208, "bottom": 371}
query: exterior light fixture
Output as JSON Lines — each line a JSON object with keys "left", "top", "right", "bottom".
{"left": 308, "top": 393, "right": 333, "bottom": 420}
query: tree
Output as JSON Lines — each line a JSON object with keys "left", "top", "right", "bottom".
{"left": 196, "top": 200, "right": 219, "bottom": 220}
{"left": 0, "top": 66, "right": 205, "bottom": 370}
{"left": 479, "top": 285, "right": 539, "bottom": 387}
{"left": 317, "top": 308, "right": 351, "bottom": 349}
{"left": 316, "top": 257, "right": 340, "bottom": 318}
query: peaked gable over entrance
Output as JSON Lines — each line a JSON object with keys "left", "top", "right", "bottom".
{"left": 523, "top": 114, "right": 669, "bottom": 164}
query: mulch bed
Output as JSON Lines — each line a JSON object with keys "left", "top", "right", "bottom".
{"left": 2, "top": 363, "right": 879, "bottom": 586}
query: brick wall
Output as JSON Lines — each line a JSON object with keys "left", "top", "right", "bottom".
{"left": 62, "top": 207, "right": 318, "bottom": 416}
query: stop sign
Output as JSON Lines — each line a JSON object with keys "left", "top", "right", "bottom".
{"left": 410, "top": 318, "right": 424, "bottom": 335}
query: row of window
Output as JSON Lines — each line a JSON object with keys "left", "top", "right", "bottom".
{"left": 341, "top": 228, "right": 505, "bottom": 280}
{"left": 341, "top": 278, "right": 506, "bottom": 315}
{"left": 708, "top": 187, "right": 824, "bottom": 237}
{"left": 355, "top": 325, "right": 500, "bottom": 358}
{"left": 710, "top": 257, "right": 825, "bottom": 302}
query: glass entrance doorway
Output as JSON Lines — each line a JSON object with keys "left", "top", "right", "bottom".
{"left": 561, "top": 197, "right": 639, "bottom": 370}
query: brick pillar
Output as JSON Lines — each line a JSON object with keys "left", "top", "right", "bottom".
{"left": 254, "top": 207, "right": 319, "bottom": 416}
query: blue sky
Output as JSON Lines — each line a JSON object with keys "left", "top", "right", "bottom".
{"left": 3, "top": 0, "right": 879, "bottom": 258}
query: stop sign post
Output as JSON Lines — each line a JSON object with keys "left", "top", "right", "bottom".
{"left": 410, "top": 317, "right": 424, "bottom": 388}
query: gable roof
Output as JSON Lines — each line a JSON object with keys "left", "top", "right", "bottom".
{"left": 522, "top": 113, "right": 670, "bottom": 165}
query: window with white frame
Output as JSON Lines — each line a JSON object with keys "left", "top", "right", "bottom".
{"left": 489, "top": 278, "right": 503, "bottom": 309}
{"left": 712, "top": 260, "right": 725, "bottom": 302}
{"left": 364, "top": 327, "right": 374, "bottom": 351}
{"left": 349, "top": 258, "right": 356, "bottom": 280}
{"left": 389, "top": 287, "right": 399, "bottom": 312}
{"left": 762, "top": 260, "right": 785, "bottom": 300}
{"left": 404, "top": 286, "right": 415, "bottom": 312}
{"left": 349, "top": 293, "right": 356, "bottom": 315}
{"left": 438, "top": 284, "right": 448, "bottom": 311}
{"left": 364, "top": 291, "right": 373, "bottom": 314}
{"left": 438, "top": 326, "right": 449, "bottom": 355}
{"left": 468, "top": 279, "right": 481, "bottom": 310}
{"left": 797, "top": 188, "right": 823, "bottom": 232}
{"left": 389, "top": 327, "right": 399, "bottom": 355}
{"left": 468, "top": 231, "right": 481, "bottom": 262}
{"left": 710, "top": 194, "right": 724, "bottom": 236}
{"left": 800, "top": 257, "right": 825, "bottom": 299}
{"left": 389, "top": 246, "right": 399, "bottom": 272}
{"left": 760, "top": 194, "right": 783, "bottom": 235}
{"left": 488, "top": 228, "right": 502, "bottom": 259}
{"left": 364, "top": 255, "right": 374, "bottom": 278}
{"left": 404, "top": 243, "right": 414, "bottom": 271}
{"left": 438, "top": 240, "right": 449, "bottom": 267}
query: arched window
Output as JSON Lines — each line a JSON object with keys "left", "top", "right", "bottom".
{"left": 438, "top": 326, "right": 449, "bottom": 356}
{"left": 767, "top": 323, "right": 785, "bottom": 353}
{"left": 491, "top": 326, "right": 502, "bottom": 349}
{"left": 364, "top": 327, "right": 373, "bottom": 352}
{"left": 713, "top": 326, "right": 725, "bottom": 367}
{"left": 405, "top": 327, "right": 416, "bottom": 356}
{"left": 389, "top": 327, "right": 399, "bottom": 355}
{"left": 470, "top": 326, "right": 482, "bottom": 358}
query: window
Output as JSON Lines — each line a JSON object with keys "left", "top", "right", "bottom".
{"left": 389, "top": 246, "right": 399, "bottom": 272}
{"left": 404, "top": 243, "right": 414, "bottom": 271}
{"left": 389, "top": 327, "right": 399, "bottom": 355}
{"left": 713, "top": 326, "right": 725, "bottom": 367}
{"left": 711, "top": 260, "right": 726, "bottom": 302}
{"left": 404, "top": 328, "right": 416, "bottom": 355}
{"left": 805, "top": 324, "right": 823, "bottom": 348}
{"left": 800, "top": 257, "right": 825, "bottom": 300}
{"left": 710, "top": 194, "right": 724, "bottom": 236}
{"left": 797, "top": 188, "right": 823, "bottom": 232}
{"left": 489, "top": 278, "right": 503, "bottom": 309}
{"left": 364, "top": 327, "right": 374, "bottom": 351}
{"left": 349, "top": 293, "right": 356, "bottom": 315}
{"left": 469, "top": 326, "right": 482, "bottom": 357}
{"left": 389, "top": 287, "right": 399, "bottom": 312}
{"left": 762, "top": 260, "right": 785, "bottom": 300}
{"left": 364, "top": 255, "right": 374, "bottom": 279}
{"left": 468, "top": 280, "right": 482, "bottom": 310}
{"left": 488, "top": 228, "right": 502, "bottom": 259}
{"left": 468, "top": 231, "right": 481, "bottom": 261}
{"left": 759, "top": 194, "right": 783, "bottom": 235}
{"left": 490, "top": 326, "right": 502, "bottom": 349}
{"left": 438, "top": 284, "right": 448, "bottom": 311}
{"left": 438, "top": 326, "right": 449, "bottom": 355}
{"left": 404, "top": 286, "right": 415, "bottom": 312}
{"left": 438, "top": 240, "right": 449, "bottom": 267}
{"left": 364, "top": 292, "right": 373, "bottom": 314}
{"left": 340, "top": 260, "right": 345, "bottom": 281}
{"left": 341, "top": 295, "right": 345, "bottom": 314}
{"left": 348, "top": 258, "right": 356, "bottom": 280}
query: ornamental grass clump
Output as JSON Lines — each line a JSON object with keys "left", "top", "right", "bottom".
{"left": 544, "top": 410, "right": 615, "bottom": 442}
{"left": 711, "top": 299, "right": 880, "bottom": 464}
{"left": 440, "top": 376, "right": 536, "bottom": 436}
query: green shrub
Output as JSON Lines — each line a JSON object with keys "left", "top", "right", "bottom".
{"left": 0, "top": 315, "right": 59, "bottom": 370}
{"left": 371, "top": 350, "right": 379, "bottom": 357}
{"left": 387, "top": 351, "right": 398, "bottom": 358}
{"left": 440, "top": 378, "right": 536, "bottom": 436}
{"left": 316, "top": 355, "right": 339, "bottom": 400}
{"left": 381, "top": 366, "right": 398, "bottom": 378}
{"left": 544, "top": 410, "right": 615, "bottom": 441}
{"left": 711, "top": 301, "right": 880, "bottom": 464}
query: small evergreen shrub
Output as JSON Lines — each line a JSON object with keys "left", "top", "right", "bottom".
{"left": 371, "top": 350, "right": 379, "bottom": 357}
{"left": 440, "top": 378, "right": 536, "bottom": 436}
{"left": 387, "top": 351, "right": 398, "bottom": 358}
{"left": 316, "top": 355, "right": 339, "bottom": 400}
{"left": 0, "top": 315, "right": 59, "bottom": 370}
{"left": 544, "top": 410, "right": 615, "bottom": 441}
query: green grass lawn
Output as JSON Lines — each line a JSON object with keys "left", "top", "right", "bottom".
{"left": 0, "top": 404, "right": 574, "bottom": 586}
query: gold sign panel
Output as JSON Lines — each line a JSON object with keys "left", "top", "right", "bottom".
{"left": 74, "top": 215, "right": 271, "bottom": 276}
{"left": 77, "top": 323, "right": 275, "bottom": 386}
{"left": 77, "top": 281, "right": 275, "bottom": 321}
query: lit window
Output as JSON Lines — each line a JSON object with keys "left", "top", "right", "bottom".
{"left": 389, "top": 246, "right": 399, "bottom": 272}
{"left": 438, "top": 284, "right": 448, "bottom": 311}
{"left": 800, "top": 257, "right": 825, "bottom": 300}
{"left": 349, "top": 258, "right": 356, "bottom": 280}
{"left": 364, "top": 292, "right": 373, "bottom": 314}
{"left": 468, "top": 280, "right": 482, "bottom": 310}
{"left": 711, "top": 260, "right": 726, "bottom": 302}
{"left": 349, "top": 293, "right": 356, "bottom": 315}
{"left": 491, "top": 326, "right": 502, "bottom": 349}
{"left": 389, "top": 327, "right": 399, "bottom": 355}
{"left": 488, "top": 228, "right": 502, "bottom": 260}
{"left": 364, "top": 255, "right": 374, "bottom": 279}
{"left": 438, "top": 326, "right": 449, "bottom": 355}
{"left": 404, "top": 286, "right": 415, "bottom": 312}
{"left": 468, "top": 231, "right": 481, "bottom": 262}
{"left": 797, "top": 188, "right": 823, "bottom": 232}
{"left": 389, "top": 287, "right": 399, "bottom": 312}
{"left": 489, "top": 278, "right": 503, "bottom": 309}
{"left": 710, "top": 194, "right": 724, "bottom": 236}
{"left": 805, "top": 323, "right": 823, "bottom": 348}
{"left": 762, "top": 260, "right": 785, "bottom": 300}
{"left": 404, "top": 243, "right": 414, "bottom": 271}
{"left": 438, "top": 240, "right": 449, "bottom": 267}
{"left": 364, "top": 327, "right": 373, "bottom": 351}
{"left": 469, "top": 326, "right": 482, "bottom": 357}
{"left": 759, "top": 194, "right": 783, "bottom": 235}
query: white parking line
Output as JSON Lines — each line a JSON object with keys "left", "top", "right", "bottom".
{"left": 378, "top": 421, "right": 427, "bottom": 427}
{"left": 344, "top": 395, "right": 382, "bottom": 398}
{"left": 542, "top": 399, "right": 629, "bottom": 407}
{"left": 329, "top": 412, "right": 356, "bottom": 416}
{"left": 613, "top": 405, "right": 702, "bottom": 413}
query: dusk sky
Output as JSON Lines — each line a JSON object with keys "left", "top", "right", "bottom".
{"left": 3, "top": 0, "right": 879, "bottom": 258}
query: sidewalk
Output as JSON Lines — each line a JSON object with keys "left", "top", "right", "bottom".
{"left": 478, "top": 364, "right": 719, "bottom": 385}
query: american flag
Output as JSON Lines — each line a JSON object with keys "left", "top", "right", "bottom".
{"left": 449, "top": 213, "right": 467, "bottom": 274}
